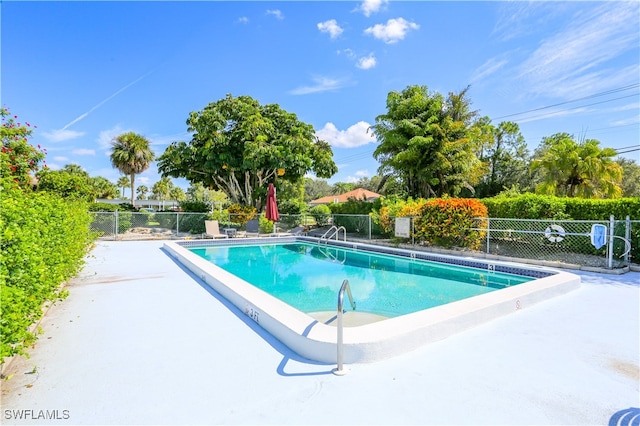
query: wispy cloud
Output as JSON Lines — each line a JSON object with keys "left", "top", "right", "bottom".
{"left": 355, "top": 0, "right": 388, "bottom": 17}
{"left": 289, "top": 76, "right": 351, "bottom": 95}
{"left": 317, "top": 19, "right": 343, "bottom": 39}
{"left": 236, "top": 17, "right": 249, "bottom": 24}
{"left": 316, "top": 121, "right": 375, "bottom": 148}
{"left": 42, "top": 128, "right": 85, "bottom": 142}
{"left": 266, "top": 9, "right": 284, "bottom": 20}
{"left": 364, "top": 18, "right": 419, "bottom": 44}
{"left": 470, "top": 57, "right": 508, "bottom": 83}
{"left": 517, "top": 3, "right": 639, "bottom": 98}
{"left": 72, "top": 148, "right": 95, "bottom": 156}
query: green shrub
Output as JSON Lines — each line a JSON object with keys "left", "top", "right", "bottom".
{"left": 310, "top": 204, "right": 331, "bottom": 227}
{"left": 1, "top": 188, "right": 94, "bottom": 360}
{"left": 228, "top": 204, "right": 256, "bottom": 225}
{"left": 414, "top": 198, "right": 488, "bottom": 250}
{"left": 179, "top": 200, "right": 210, "bottom": 212}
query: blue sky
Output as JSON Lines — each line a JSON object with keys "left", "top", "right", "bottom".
{"left": 2, "top": 1, "right": 639, "bottom": 191}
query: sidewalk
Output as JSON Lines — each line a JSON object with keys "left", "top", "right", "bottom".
{"left": 1, "top": 240, "right": 638, "bottom": 425}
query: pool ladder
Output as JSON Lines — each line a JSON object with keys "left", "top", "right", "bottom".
{"left": 319, "top": 225, "right": 346, "bottom": 243}
{"left": 333, "top": 279, "right": 355, "bottom": 376}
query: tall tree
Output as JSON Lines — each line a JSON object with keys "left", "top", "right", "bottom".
{"left": 474, "top": 120, "right": 530, "bottom": 197}
{"left": 371, "top": 85, "right": 481, "bottom": 198}
{"left": 110, "top": 132, "right": 154, "bottom": 206}
{"left": 136, "top": 185, "right": 149, "bottom": 200}
{"left": 151, "top": 177, "right": 172, "bottom": 210}
{"left": 90, "top": 176, "right": 119, "bottom": 199}
{"left": 157, "top": 94, "right": 337, "bottom": 210}
{"left": 116, "top": 176, "right": 130, "bottom": 199}
{"left": 617, "top": 158, "right": 640, "bottom": 197}
{"left": 530, "top": 134, "right": 622, "bottom": 198}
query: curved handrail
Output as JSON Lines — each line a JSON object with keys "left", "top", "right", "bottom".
{"left": 320, "top": 225, "right": 347, "bottom": 243}
{"left": 334, "top": 279, "right": 355, "bottom": 375}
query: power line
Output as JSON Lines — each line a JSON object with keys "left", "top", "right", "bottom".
{"left": 492, "top": 83, "right": 639, "bottom": 121}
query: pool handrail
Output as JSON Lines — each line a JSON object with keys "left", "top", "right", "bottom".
{"left": 320, "top": 225, "right": 346, "bottom": 243}
{"left": 334, "top": 279, "right": 355, "bottom": 376}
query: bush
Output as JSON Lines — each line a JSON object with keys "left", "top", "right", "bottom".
{"left": 414, "top": 198, "right": 488, "bottom": 250}
{"left": 179, "top": 200, "right": 210, "bottom": 213}
{"left": 228, "top": 204, "right": 257, "bottom": 225}
{"left": 1, "top": 188, "right": 94, "bottom": 360}
{"left": 310, "top": 204, "right": 331, "bottom": 227}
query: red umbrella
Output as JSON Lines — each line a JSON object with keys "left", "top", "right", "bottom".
{"left": 265, "top": 183, "right": 279, "bottom": 222}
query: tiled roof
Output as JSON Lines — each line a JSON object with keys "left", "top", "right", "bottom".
{"left": 309, "top": 187, "right": 381, "bottom": 204}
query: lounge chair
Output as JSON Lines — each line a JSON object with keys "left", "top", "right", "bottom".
{"left": 276, "top": 226, "right": 306, "bottom": 236}
{"left": 204, "top": 220, "right": 228, "bottom": 239}
{"left": 243, "top": 219, "right": 260, "bottom": 238}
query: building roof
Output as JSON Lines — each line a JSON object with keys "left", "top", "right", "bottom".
{"left": 309, "top": 187, "right": 382, "bottom": 205}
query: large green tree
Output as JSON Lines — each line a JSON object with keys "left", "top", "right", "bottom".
{"left": 157, "top": 94, "right": 337, "bottom": 210}
{"left": 110, "top": 132, "right": 154, "bottom": 206}
{"left": 371, "top": 85, "right": 482, "bottom": 198}
{"left": 530, "top": 133, "right": 622, "bottom": 198}
{"left": 474, "top": 119, "right": 530, "bottom": 197}
{"left": 617, "top": 158, "right": 640, "bottom": 197}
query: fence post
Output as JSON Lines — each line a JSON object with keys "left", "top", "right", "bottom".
{"left": 608, "top": 215, "right": 615, "bottom": 269}
{"left": 115, "top": 210, "right": 119, "bottom": 241}
{"left": 368, "top": 215, "right": 372, "bottom": 240}
{"left": 625, "top": 215, "right": 631, "bottom": 266}
{"left": 486, "top": 217, "right": 491, "bottom": 254}
{"left": 176, "top": 212, "right": 180, "bottom": 235}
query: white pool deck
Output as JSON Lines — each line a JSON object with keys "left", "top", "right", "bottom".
{"left": 1, "top": 240, "right": 638, "bottom": 425}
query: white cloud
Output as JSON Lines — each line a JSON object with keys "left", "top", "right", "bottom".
{"left": 316, "top": 121, "right": 376, "bottom": 148}
{"left": 53, "top": 156, "right": 69, "bottom": 163}
{"left": 289, "top": 76, "right": 351, "bottom": 95}
{"left": 356, "top": 0, "right": 388, "bottom": 17}
{"left": 266, "top": 9, "right": 284, "bottom": 20}
{"left": 364, "top": 18, "right": 419, "bottom": 44}
{"left": 72, "top": 148, "right": 96, "bottom": 156}
{"left": 317, "top": 19, "right": 343, "bottom": 39}
{"left": 42, "top": 128, "right": 85, "bottom": 142}
{"left": 357, "top": 54, "right": 377, "bottom": 70}
{"left": 337, "top": 48, "right": 357, "bottom": 59}
{"left": 236, "top": 17, "right": 249, "bottom": 24}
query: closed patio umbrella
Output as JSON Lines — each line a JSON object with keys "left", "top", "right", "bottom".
{"left": 265, "top": 183, "right": 279, "bottom": 233}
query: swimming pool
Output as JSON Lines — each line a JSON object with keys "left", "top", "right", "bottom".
{"left": 190, "top": 242, "right": 533, "bottom": 319}
{"left": 164, "top": 237, "right": 580, "bottom": 363}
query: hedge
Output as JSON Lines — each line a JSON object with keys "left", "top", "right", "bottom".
{"left": 1, "top": 188, "right": 94, "bottom": 360}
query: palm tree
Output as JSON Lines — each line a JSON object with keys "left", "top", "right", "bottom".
{"left": 531, "top": 134, "right": 622, "bottom": 198}
{"left": 110, "top": 132, "right": 154, "bottom": 206}
{"left": 136, "top": 185, "right": 149, "bottom": 200}
{"left": 116, "top": 176, "right": 130, "bottom": 199}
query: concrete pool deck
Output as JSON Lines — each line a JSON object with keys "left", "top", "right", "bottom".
{"left": 1, "top": 240, "right": 638, "bottom": 425}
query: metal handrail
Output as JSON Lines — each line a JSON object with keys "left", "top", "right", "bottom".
{"left": 334, "top": 279, "right": 355, "bottom": 376}
{"left": 320, "top": 225, "right": 347, "bottom": 243}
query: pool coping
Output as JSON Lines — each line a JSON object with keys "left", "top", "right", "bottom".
{"left": 163, "top": 237, "right": 581, "bottom": 364}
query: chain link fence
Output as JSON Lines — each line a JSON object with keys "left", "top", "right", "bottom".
{"left": 90, "top": 211, "right": 637, "bottom": 270}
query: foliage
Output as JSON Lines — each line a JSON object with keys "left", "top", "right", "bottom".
{"left": 91, "top": 176, "right": 119, "bottom": 199}
{"left": 371, "top": 85, "right": 482, "bottom": 198}
{"left": 278, "top": 197, "right": 307, "bottom": 215}
{"left": 328, "top": 197, "right": 381, "bottom": 215}
{"left": 304, "top": 178, "right": 333, "bottom": 202}
{"left": 179, "top": 200, "right": 210, "bottom": 212}
{"left": 1, "top": 187, "right": 94, "bottom": 360}
{"left": 36, "top": 169, "right": 95, "bottom": 201}
{"left": 373, "top": 196, "right": 428, "bottom": 235}
{"left": 482, "top": 194, "right": 571, "bottom": 219}
{"left": 259, "top": 216, "right": 275, "bottom": 234}
{"left": 1, "top": 108, "right": 46, "bottom": 190}
{"left": 309, "top": 204, "right": 331, "bottom": 227}
{"left": 157, "top": 94, "right": 337, "bottom": 208}
{"left": 617, "top": 158, "right": 640, "bottom": 197}
{"left": 530, "top": 133, "right": 622, "bottom": 198}
{"left": 414, "top": 198, "right": 488, "bottom": 250}
{"left": 474, "top": 119, "right": 530, "bottom": 198}
{"left": 227, "top": 204, "right": 257, "bottom": 225}
{"left": 110, "top": 132, "right": 154, "bottom": 206}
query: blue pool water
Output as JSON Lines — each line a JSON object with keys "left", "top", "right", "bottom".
{"left": 190, "top": 242, "right": 533, "bottom": 318}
